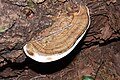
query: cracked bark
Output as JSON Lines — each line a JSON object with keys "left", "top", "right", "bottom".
{"left": 0, "top": 0, "right": 120, "bottom": 79}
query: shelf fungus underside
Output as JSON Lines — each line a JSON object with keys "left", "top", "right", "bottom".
{"left": 24, "top": 5, "right": 90, "bottom": 62}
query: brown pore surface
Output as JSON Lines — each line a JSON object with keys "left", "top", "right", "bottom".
{"left": 26, "top": 5, "right": 89, "bottom": 55}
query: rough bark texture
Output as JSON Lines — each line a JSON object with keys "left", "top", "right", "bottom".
{"left": 0, "top": 0, "right": 120, "bottom": 80}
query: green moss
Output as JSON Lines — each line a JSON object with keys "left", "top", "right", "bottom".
{"left": 27, "top": 0, "right": 35, "bottom": 8}
{"left": 82, "top": 76, "right": 94, "bottom": 80}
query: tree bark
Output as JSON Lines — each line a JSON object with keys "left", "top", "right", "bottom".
{"left": 0, "top": 0, "right": 120, "bottom": 79}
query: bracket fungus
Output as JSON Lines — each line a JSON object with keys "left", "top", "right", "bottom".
{"left": 23, "top": 5, "right": 90, "bottom": 63}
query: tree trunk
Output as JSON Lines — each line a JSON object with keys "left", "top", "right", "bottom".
{"left": 0, "top": 0, "right": 120, "bottom": 79}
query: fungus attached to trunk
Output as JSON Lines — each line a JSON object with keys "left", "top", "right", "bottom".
{"left": 23, "top": 5, "right": 90, "bottom": 63}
